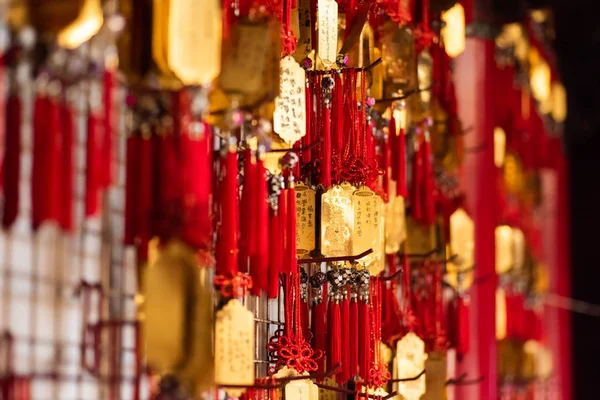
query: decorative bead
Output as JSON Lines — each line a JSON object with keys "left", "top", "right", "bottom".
{"left": 310, "top": 271, "right": 327, "bottom": 288}
{"left": 300, "top": 267, "right": 309, "bottom": 284}
{"left": 336, "top": 54, "right": 349, "bottom": 68}
{"left": 366, "top": 97, "right": 376, "bottom": 107}
{"left": 302, "top": 57, "right": 313, "bottom": 69}
{"left": 321, "top": 76, "right": 335, "bottom": 90}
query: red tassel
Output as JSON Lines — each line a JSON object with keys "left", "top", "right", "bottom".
{"left": 251, "top": 157, "right": 269, "bottom": 296}
{"left": 239, "top": 149, "right": 256, "bottom": 273}
{"left": 180, "top": 122, "right": 213, "bottom": 249}
{"left": 382, "top": 135, "right": 391, "bottom": 198}
{"left": 286, "top": 186, "right": 298, "bottom": 274}
{"left": 59, "top": 99, "right": 74, "bottom": 231}
{"left": 422, "top": 136, "right": 436, "bottom": 225}
{"left": 312, "top": 283, "right": 328, "bottom": 373}
{"left": 85, "top": 112, "right": 102, "bottom": 217}
{"left": 2, "top": 95, "right": 21, "bottom": 228}
{"left": 328, "top": 300, "right": 342, "bottom": 372}
{"left": 321, "top": 106, "right": 332, "bottom": 187}
{"left": 397, "top": 128, "right": 408, "bottom": 197}
{"left": 32, "top": 96, "right": 62, "bottom": 228}
{"left": 349, "top": 298, "right": 359, "bottom": 378}
{"left": 389, "top": 117, "right": 398, "bottom": 182}
{"left": 268, "top": 206, "right": 282, "bottom": 298}
{"left": 411, "top": 140, "right": 423, "bottom": 221}
{"left": 333, "top": 74, "right": 344, "bottom": 157}
{"left": 457, "top": 296, "right": 470, "bottom": 356}
{"left": 340, "top": 295, "right": 351, "bottom": 383}
{"left": 135, "top": 131, "right": 154, "bottom": 259}
{"left": 216, "top": 149, "right": 239, "bottom": 277}
{"left": 358, "top": 299, "right": 371, "bottom": 380}
{"left": 101, "top": 69, "right": 116, "bottom": 188}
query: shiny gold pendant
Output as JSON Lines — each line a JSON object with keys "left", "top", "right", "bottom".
{"left": 215, "top": 299, "right": 255, "bottom": 397}
{"left": 317, "top": 0, "right": 338, "bottom": 68}
{"left": 352, "top": 186, "right": 384, "bottom": 274}
{"left": 384, "top": 187, "right": 407, "bottom": 254}
{"left": 166, "top": 0, "right": 221, "bottom": 85}
{"left": 422, "top": 352, "right": 447, "bottom": 400}
{"left": 219, "top": 19, "right": 275, "bottom": 96}
{"left": 296, "top": 182, "right": 317, "bottom": 257}
{"left": 293, "top": 0, "right": 313, "bottom": 61}
{"left": 321, "top": 184, "right": 355, "bottom": 258}
{"left": 274, "top": 56, "right": 307, "bottom": 144}
{"left": 396, "top": 332, "right": 428, "bottom": 400}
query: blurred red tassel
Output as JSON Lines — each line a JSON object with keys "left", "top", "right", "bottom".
{"left": 349, "top": 298, "right": 358, "bottom": 378}
{"left": 457, "top": 296, "right": 470, "bottom": 356}
{"left": 268, "top": 206, "right": 282, "bottom": 298}
{"left": 101, "top": 69, "right": 116, "bottom": 187}
{"left": 340, "top": 295, "right": 350, "bottom": 382}
{"left": 328, "top": 300, "right": 342, "bottom": 373}
{"left": 84, "top": 111, "right": 103, "bottom": 217}
{"left": 411, "top": 141, "right": 423, "bottom": 221}
{"left": 135, "top": 131, "right": 154, "bottom": 259}
{"left": 286, "top": 186, "right": 297, "bottom": 274}
{"left": 358, "top": 299, "right": 371, "bottom": 380}
{"left": 251, "top": 157, "right": 269, "bottom": 296}
{"left": 389, "top": 117, "right": 398, "bottom": 182}
{"left": 422, "top": 136, "right": 436, "bottom": 225}
{"left": 321, "top": 106, "right": 332, "bottom": 187}
{"left": 216, "top": 149, "right": 239, "bottom": 277}
{"left": 59, "top": 99, "right": 74, "bottom": 231}
{"left": 2, "top": 95, "right": 21, "bottom": 229}
{"left": 239, "top": 149, "right": 256, "bottom": 273}
{"left": 312, "top": 283, "right": 328, "bottom": 373}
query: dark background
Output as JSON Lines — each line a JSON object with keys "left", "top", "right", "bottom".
{"left": 531, "top": 0, "right": 600, "bottom": 398}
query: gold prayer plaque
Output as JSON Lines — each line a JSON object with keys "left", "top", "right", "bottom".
{"left": 274, "top": 56, "right": 307, "bottom": 144}
{"left": 321, "top": 185, "right": 354, "bottom": 258}
{"left": 296, "top": 183, "right": 317, "bottom": 256}
{"left": 215, "top": 299, "right": 255, "bottom": 396}
{"left": 317, "top": 0, "right": 338, "bottom": 68}
{"left": 352, "top": 187, "right": 383, "bottom": 269}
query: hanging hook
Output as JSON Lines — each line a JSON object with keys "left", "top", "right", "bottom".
{"left": 298, "top": 249, "right": 373, "bottom": 265}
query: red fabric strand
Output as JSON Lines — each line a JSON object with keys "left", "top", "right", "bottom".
{"left": 101, "top": 69, "right": 116, "bottom": 188}
{"left": 389, "top": 117, "right": 398, "bottom": 182}
{"left": 312, "top": 283, "right": 328, "bottom": 374}
{"left": 268, "top": 207, "right": 282, "bottom": 298}
{"left": 328, "top": 301, "right": 342, "bottom": 373}
{"left": 411, "top": 141, "right": 423, "bottom": 220}
{"left": 2, "top": 95, "right": 21, "bottom": 229}
{"left": 286, "top": 186, "right": 297, "bottom": 274}
{"left": 349, "top": 298, "right": 359, "bottom": 378}
{"left": 250, "top": 157, "right": 269, "bottom": 296}
{"left": 321, "top": 106, "right": 332, "bottom": 187}
{"left": 216, "top": 150, "right": 239, "bottom": 277}
{"left": 59, "top": 100, "right": 74, "bottom": 231}
{"left": 239, "top": 149, "right": 256, "bottom": 273}
{"left": 124, "top": 134, "right": 140, "bottom": 245}
{"left": 422, "top": 137, "right": 436, "bottom": 225}
{"left": 85, "top": 112, "right": 102, "bottom": 217}
{"left": 358, "top": 300, "right": 371, "bottom": 380}
{"left": 340, "top": 295, "right": 351, "bottom": 382}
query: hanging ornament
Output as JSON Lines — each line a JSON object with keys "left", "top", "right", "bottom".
{"left": 295, "top": 182, "right": 317, "bottom": 257}
{"left": 321, "top": 184, "right": 355, "bottom": 258}
{"left": 352, "top": 186, "right": 384, "bottom": 273}
{"left": 396, "top": 332, "right": 427, "bottom": 400}
{"left": 274, "top": 56, "right": 307, "bottom": 144}
{"left": 317, "top": 0, "right": 338, "bottom": 68}
{"left": 215, "top": 299, "right": 255, "bottom": 397}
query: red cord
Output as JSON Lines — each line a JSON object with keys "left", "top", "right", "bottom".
{"left": 2, "top": 95, "right": 21, "bottom": 229}
{"left": 251, "top": 157, "right": 269, "bottom": 296}
{"left": 321, "top": 106, "right": 332, "bottom": 187}
{"left": 340, "top": 294, "right": 351, "bottom": 382}
{"left": 216, "top": 149, "right": 240, "bottom": 277}
{"left": 268, "top": 206, "right": 282, "bottom": 298}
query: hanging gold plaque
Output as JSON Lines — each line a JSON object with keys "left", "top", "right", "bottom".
{"left": 219, "top": 19, "right": 273, "bottom": 96}
{"left": 422, "top": 353, "right": 447, "bottom": 400}
{"left": 274, "top": 56, "right": 307, "bottom": 144}
{"left": 417, "top": 49, "right": 433, "bottom": 108}
{"left": 449, "top": 208, "right": 474, "bottom": 270}
{"left": 294, "top": 0, "right": 313, "bottom": 61}
{"left": 296, "top": 183, "right": 317, "bottom": 256}
{"left": 396, "top": 332, "right": 427, "bottom": 400}
{"left": 496, "top": 288, "right": 507, "bottom": 340}
{"left": 320, "top": 376, "right": 337, "bottom": 400}
{"left": 166, "top": 0, "right": 221, "bottom": 85}
{"left": 495, "top": 225, "right": 513, "bottom": 275}
{"left": 352, "top": 186, "right": 383, "bottom": 271}
{"left": 371, "top": 47, "right": 384, "bottom": 99}
{"left": 381, "top": 22, "right": 417, "bottom": 97}
{"left": 145, "top": 240, "right": 198, "bottom": 374}
{"left": 317, "top": 0, "right": 338, "bottom": 68}
{"left": 512, "top": 228, "right": 525, "bottom": 273}
{"left": 405, "top": 217, "right": 436, "bottom": 255}
{"left": 321, "top": 185, "right": 354, "bottom": 258}
{"left": 384, "top": 186, "right": 407, "bottom": 254}
{"left": 215, "top": 299, "right": 255, "bottom": 397}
